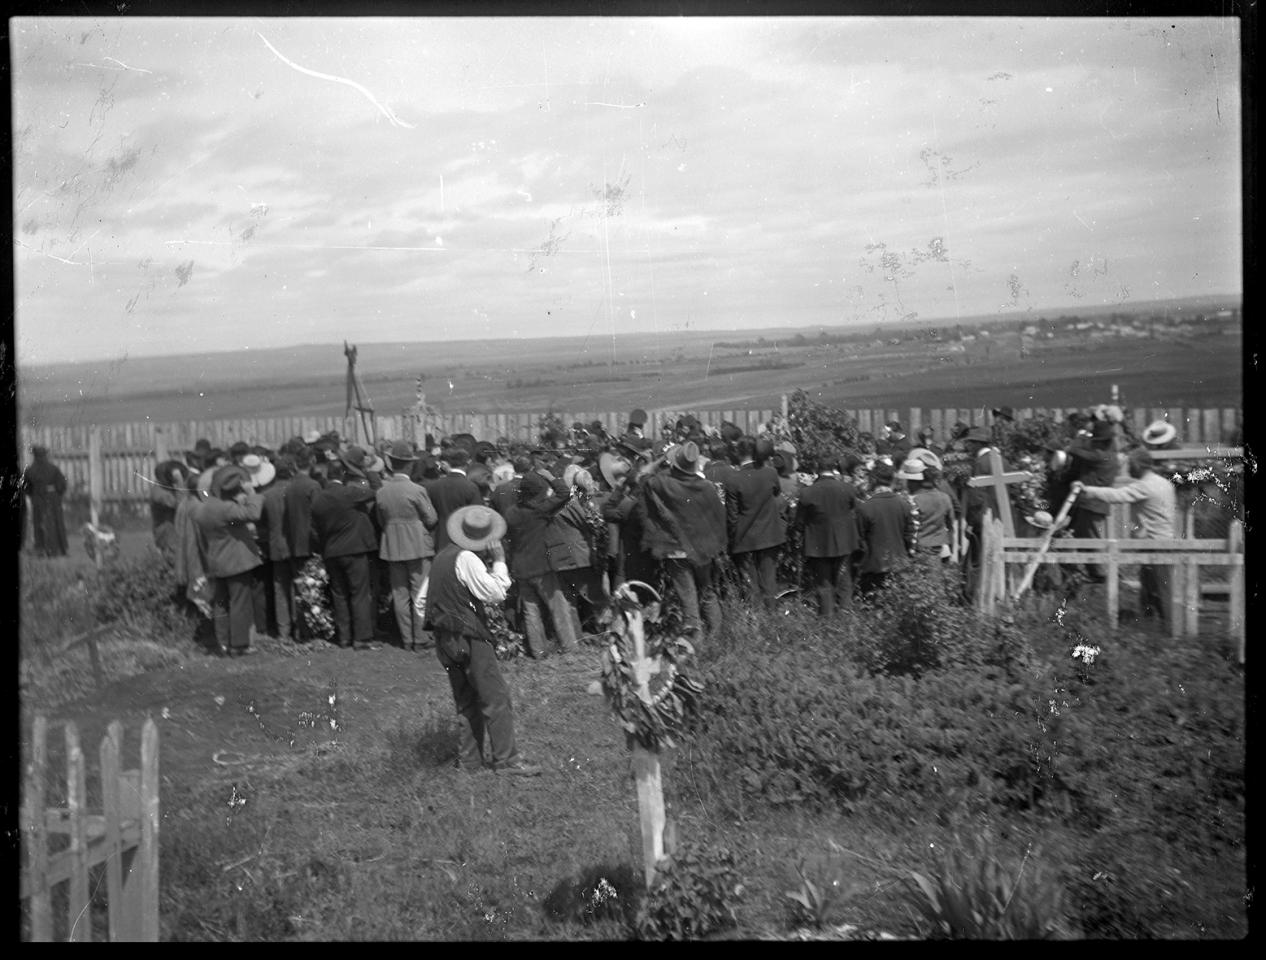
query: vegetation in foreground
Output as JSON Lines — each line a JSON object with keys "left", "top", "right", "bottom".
{"left": 19, "top": 544, "right": 1246, "bottom": 940}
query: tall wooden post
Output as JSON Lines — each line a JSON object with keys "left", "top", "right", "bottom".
{"left": 1228, "top": 520, "right": 1244, "bottom": 663}
{"left": 629, "top": 614, "right": 666, "bottom": 888}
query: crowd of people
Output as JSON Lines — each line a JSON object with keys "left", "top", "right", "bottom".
{"left": 19, "top": 402, "right": 1195, "bottom": 773}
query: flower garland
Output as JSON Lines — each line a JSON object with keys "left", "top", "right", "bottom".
{"left": 600, "top": 630, "right": 704, "bottom": 751}
{"left": 294, "top": 556, "right": 336, "bottom": 642}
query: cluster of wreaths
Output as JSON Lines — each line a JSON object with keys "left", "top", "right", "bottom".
{"left": 599, "top": 581, "right": 705, "bottom": 752}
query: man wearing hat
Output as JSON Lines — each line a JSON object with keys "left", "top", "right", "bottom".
{"left": 960, "top": 425, "right": 1003, "bottom": 599}
{"left": 903, "top": 458, "right": 955, "bottom": 562}
{"left": 623, "top": 408, "right": 649, "bottom": 444}
{"left": 1063, "top": 419, "right": 1119, "bottom": 582}
{"left": 636, "top": 441, "right": 728, "bottom": 637}
{"left": 876, "top": 421, "right": 911, "bottom": 468}
{"left": 342, "top": 445, "right": 385, "bottom": 491}
{"left": 1072, "top": 447, "right": 1178, "bottom": 625}
{"left": 1142, "top": 420, "right": 1179, "bottom": 451}
{"left": 375, "top": 441, "right": 440, "bottom": 650}
{"left": 726, "top": 437, "right": 787, "bottom": 609}
{"left": 505, "top": 471, "right": 578, "bottom": 657}
{"left": 426, "top": 448, "right": 484, "bottom": 550}
{"left": 423, "top": 505, "right": 540, "bottom": 775}
{"left": 193, "top": 466, "right": 265, "bottom": 656}
{"left": 795, "top": 454, "right": 861, "bottom": 617}
{"left": 283, "top": 445, "right": 322, "bottom": 638}
{"left": 310, "top": 459, "right": 380, "bottom": 650}
{"left": 856, "top": 461, "right": 917, "bottom": 597}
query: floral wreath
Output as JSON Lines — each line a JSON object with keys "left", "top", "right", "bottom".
{"left": 600, "top": 593, "right": 704, "bottom": 752}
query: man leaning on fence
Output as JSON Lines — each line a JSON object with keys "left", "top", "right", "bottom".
{"left": 1072, "top": 447, "right": 1178, "bottom": 625}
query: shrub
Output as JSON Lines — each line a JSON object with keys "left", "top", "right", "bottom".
{"left": 634, "top": 840, "right": 742, "bottom": 940}
{"left": 784, "top": 389, "right": 863, "bottom": 466}
{"left": 906, "top": 832, "right": 1071, "bottom": 939}
{"left": 90, "top": 552, "right": 196, "bottom": 643}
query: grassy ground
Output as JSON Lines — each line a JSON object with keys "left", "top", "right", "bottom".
{"left": 18, "top": 543, "right": 1247, "bottom": 941}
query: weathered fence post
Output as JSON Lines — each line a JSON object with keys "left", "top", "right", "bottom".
{"left": 66, "top": 722, "right": 90, "bottom": 941}
{"left": 23, "top": 715, "right": 52, "bottom": 941}
{"left": 88, "top": 425, "right": 104, "bottom": 533}
{"left": 1228, "top": 520, "right": 1244, "bottom": 663}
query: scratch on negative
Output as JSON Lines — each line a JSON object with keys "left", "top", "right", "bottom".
{"left": 256, "top": 31, "right": 415, "bottom": 130}
{"left": 583, "top": 101, "right": 646, "bottom": 109}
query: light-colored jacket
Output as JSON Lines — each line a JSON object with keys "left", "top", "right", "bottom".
{"left": 375, "top": 473, "right": 439, "bottom": 561}
{"left": 1080, "top": 471, "right": 1177, "bottom": 541}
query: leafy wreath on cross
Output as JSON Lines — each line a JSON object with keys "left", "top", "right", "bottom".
{"left": 599, "top": 582, "right": 705, "bottom": 752}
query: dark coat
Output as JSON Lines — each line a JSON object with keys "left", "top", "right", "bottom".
{"left": 544, "top": 499, "right": 594, "bottom": 572}
{"left": 725, "top": 463, "right": 786, "bottom": 554}
{"left": 260, "top": 479, "right": 291, "bottom": 561}
{"left": 603, "top": 489, "right": 657, "bottom": 586}
{"left": 1066, "top": 441, "right": 1118, "bottom": 516}
{"left": 283, "top": 471, "right": 322, "bottom": 559}
{"left": 425, "top": 473, "right": 484, "bottom": 550}
{"left": 795, "top": 475, "right": 861, "bottom": 559}
{"left": 310, "top": 482, "right": 378, "bottom": 559}
{"left": 490, "top": 477, "right": 522, "bottom": 517}
{"left": 22, "top": 458, "right": 68, "bottom": 555}
{"left": 636, "top": 469, "right": 727, "bottom": 564}
{"left": 504, "top": 476, "right": 573, "bottom": 580}
{"left": 857, "top": 490, "right": 916, "bottom": 575}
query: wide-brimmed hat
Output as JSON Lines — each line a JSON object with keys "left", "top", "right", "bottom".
{"left": 240, "top": 453, "right": 276, "bottom": 488}
{"left": 447, "top": 505, "right": 507, "bottom": 552}
{"left": 991, "top": 406, "right": 1015, "bottom": 421}
{"left": 962, "top": 426, "right": 991, "bottom": 444}
{"left": 210, "top": 464, "right": 250, "bottom": 498}
{"left": 1142, "top": 420, "right": 1178, "bottom": 447}
{"left": 599, "top": 451, "right": 632, "bottom": 488}
{"left": 342, "top": 445, "right": 385, "bottom": 476}
{"left": 904, "top": 447, "right": 943, "bottom": 472}
{"left": 896, "top": 459, "right": 925, "bottom": 481}
{"left": 386, "top": 440, "right": 419, "bottom": 463}
{"left": 615, "top": 437, "right": 653, "bottom": 460}
{"left": 1026, "top": 510, "right": 1069, "bottom": 532}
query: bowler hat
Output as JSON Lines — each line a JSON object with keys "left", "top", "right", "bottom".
{"left": 387, "top": 440, "right": 419, "bottom": 463}
{"left": 628, "top": 408, "right": 648, "bottom": 428}
{"left": 447, "top": 505, "right": 506, "bottom": 552}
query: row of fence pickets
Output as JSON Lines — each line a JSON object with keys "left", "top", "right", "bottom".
{"left": 20, "top": 717, "right": 159, "bottom": 942}
{"left": 18, "top": 404, "right": 1242, "bottom": 505}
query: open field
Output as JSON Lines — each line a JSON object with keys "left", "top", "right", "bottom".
{"left": 17, "top": 304, "right": 1241, "bottom": 429}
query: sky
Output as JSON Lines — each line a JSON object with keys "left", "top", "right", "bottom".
{"left": 11, "top": 15, "right": 1243, "bottom": 366}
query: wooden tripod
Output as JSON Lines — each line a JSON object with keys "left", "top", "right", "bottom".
{"left": 344, "top": 342, "right": 377, "bottom": 447}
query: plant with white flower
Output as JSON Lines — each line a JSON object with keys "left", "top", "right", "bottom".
{"left": 1071, "top": 644, "right": 1101, "bottom": 666}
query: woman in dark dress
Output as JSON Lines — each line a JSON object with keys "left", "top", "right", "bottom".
{"left": 22, "top": 445, "right": 69, "bottom": 557}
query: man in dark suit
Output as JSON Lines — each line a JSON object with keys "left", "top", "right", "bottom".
{"left": 505, "top": 471, "right": 576, "bottom": 657}
{"left": 877, "top": 421, "right": 912, "bottom": 468}
{"left": 795, "top": 455, "right": 861, "bottom": 617}
{"left": 283, "top": 446, "right": 322, "bottom": 639}
{"left": 21, "top": 445, "right": 69, "bottom": 556}
{"left": 426, "top": 448, "right": 484, "bottom": 551}
{"left": 490, "top": 455, "right": 532, "bottom": 517}
{"left": 636, "top": 442, "right": 727, "bottom": 637}
{"left": 1064, "top": 418, "right": 1119, "bottom": 581}
{"left": 310, "top": 459, "right": 379, "bottom": 649}
{"left": 725, "top": 437, "right": 786, "bottom": 608}
{"left": 856, "top": 461, "right": 916, "bottom": 597}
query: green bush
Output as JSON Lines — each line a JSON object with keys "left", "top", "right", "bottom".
{"left": 634, "top": 840, "right": 741, "bottom": 940}
{"left": 91, "top": 552, "right": 195, "bottom": 642}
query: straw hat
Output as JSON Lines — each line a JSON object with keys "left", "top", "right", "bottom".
{"left": 599, "top": 451, "right": 632, "bottom": 488}
{"left": 1142, "top": 420, "right": 1178, "bottom": 447}
{"left": 1026, "top": 510, "right": 1069, "bottom": 531}
{"left": 896, "top": 458, "right": 925, "bottom": 481}
{"left": 904, "top": 447, "right": 943, "bottom": 471}
{"left": 446, "top": 505, "right": 507, "bottom": 552}
{"left": 240, "top": 453, "right": 276, "bottom": 488}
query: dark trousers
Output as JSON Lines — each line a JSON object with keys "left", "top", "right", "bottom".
{"left": 666, "top": 558, "right": 721, "bottom": 636}
{"left": 435, "top": 631, "right": 518, "bottom": 768}
{"left": 734, "top": 547, "right": 779, "bottom": 607}
{"left": 1139, "top": 564, "right": 1171, "bottom": 623}
{"left": 213, "top": 571, "right": 257, "bottom": 652}
{"left": 271, "top": 557, "right": 294, "bottom": 639}
{"left": 388, "top": 557, "right": 431, "bottom": 647}
{"left": 807, "top": 555, "right": 853, "bottom": 617}
{"left": 1071, "top": 509, "right": 1107, "bottom": 578}
{"left": 858, "top": 570, "right": 891, "bottom": 599}
{"left": 325, "top": 552, "right": 374, "bottom": 645}
{"left": 251, "top": 560, "right": 270, "bottom": 634}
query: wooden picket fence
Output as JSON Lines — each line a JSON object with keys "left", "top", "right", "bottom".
{"left": 15, "top": 401, "right": 1242, "bottom": 511}
{"left": 20, "top": 717, "right": 159, "bottom": 942}
{"left": 978, "top": 512, "right": 1245, "bottom": 661}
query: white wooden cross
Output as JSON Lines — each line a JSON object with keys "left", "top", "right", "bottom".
{"left": 966, "top": 448, "right": 1031, "bottom": 538}
{"left": 610, "top": 580, "right": 668, "bottom": 888}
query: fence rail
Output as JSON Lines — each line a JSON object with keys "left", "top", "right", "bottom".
{"left": 21, "top": 717, "right": 160, "bottom": 941}
{"left": 16, "top": 403, "right": 1242, "bottom": 510}
{"left": 979, "top": 513, "right": 1245, "bottom": 660}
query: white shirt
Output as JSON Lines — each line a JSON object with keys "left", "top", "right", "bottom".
{"left": 454, "top": 552, "right": 511, "bottom": 604}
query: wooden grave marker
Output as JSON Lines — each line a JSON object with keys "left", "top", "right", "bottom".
{"left": 966, "top": 448, "right": 1031, "bottom": 538}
